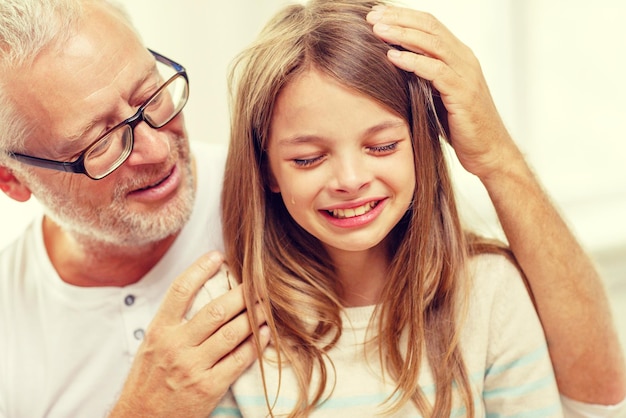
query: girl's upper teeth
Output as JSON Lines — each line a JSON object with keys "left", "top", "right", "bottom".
{"left": 330, "top": 201, "right": 377, "bottom": 219}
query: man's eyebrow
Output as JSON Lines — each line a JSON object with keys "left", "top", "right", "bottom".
{"left": 130, "top": 64, "right": 160, "bottom": 102}
{"left": 65, "top": 120, "right": 98, "bottom": 143}
{"left": 54, "top": 118, "right": 100, "bottom": 158}
{"left": 63, "top": 63, "right": 158, "bottom": 148}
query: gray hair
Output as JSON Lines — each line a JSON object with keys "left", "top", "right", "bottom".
{"left": 0, "top": 0, "right": 134, "bottom": 160}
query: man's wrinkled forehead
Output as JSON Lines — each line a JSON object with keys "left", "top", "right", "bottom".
{"left": 5, "top": 0, "right": 152, "bottom": 149}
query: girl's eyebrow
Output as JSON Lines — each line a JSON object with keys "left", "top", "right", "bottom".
{"left": 278, "top": 119, "right": 406, "bottom": 146}
{"left": 361, "top": 120, "right": 406, "bottom": 137}
{"left": 277, "top": 134, "right": 324, "bottom": 146}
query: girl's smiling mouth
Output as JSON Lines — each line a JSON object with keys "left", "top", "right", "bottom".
{"left": 325, "top": 200, "right": 381, "bottom": 219}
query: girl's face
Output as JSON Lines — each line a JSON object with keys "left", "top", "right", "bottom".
{"left": 267, "top": 68, "right": 415, "bottom": 257}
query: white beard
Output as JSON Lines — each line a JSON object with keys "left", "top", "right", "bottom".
{"left": 22, "top": 150, "right": 196, "bottom": 249}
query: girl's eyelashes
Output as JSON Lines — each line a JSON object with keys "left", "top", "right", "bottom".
{"left": 290, "top": 141, "right": 401, "bottom": 167}
{"left": 293, "top": 155, "right": 324, "bottom": 167}
{"left": 367, "top": 141, "right": 399, "bottom": 154}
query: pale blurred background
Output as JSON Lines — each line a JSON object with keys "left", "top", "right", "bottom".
{"left": 1, "top": 1, "right": 625, "bottom": 348}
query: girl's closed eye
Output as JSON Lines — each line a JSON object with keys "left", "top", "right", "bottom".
{"left": 293, "top": 154, "right": 325, "bottom": 168}
{"left": 367, "top": 141, "right": 399, "bottom": 154}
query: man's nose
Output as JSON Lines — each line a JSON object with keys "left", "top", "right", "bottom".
{"left": 124, "top": 122, "right": 171, "bottom": 166}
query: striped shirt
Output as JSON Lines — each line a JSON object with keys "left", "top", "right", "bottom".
{"left": 198, "top": 254, "right": 562, "bottom": 417}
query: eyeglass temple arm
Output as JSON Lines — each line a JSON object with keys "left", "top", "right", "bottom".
{"left": 7, "top": 151, "right": 86, "bottom": 174}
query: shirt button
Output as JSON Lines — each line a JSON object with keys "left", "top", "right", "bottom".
{"left": 124, "top": 295, "right": 135, "bottom": 306}
{"left": 133, "top": 329, "right": 145, "bottom": 340}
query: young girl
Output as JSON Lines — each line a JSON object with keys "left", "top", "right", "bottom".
{"left": 206, "top": 0, "right": 562, "bottom": 416}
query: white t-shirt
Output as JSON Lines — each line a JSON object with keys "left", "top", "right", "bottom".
{"left": 0, "top": 141, "right": 226, "bottom": 418}
{"left": 561, "top": 397, "right": 626, "bottom": 418}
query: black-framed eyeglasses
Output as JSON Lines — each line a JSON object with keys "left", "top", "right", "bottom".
{"left": 6, "top": 49, "right": 189, "bottom": 180}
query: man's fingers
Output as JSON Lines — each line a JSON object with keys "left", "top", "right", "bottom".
{"left": 368, "top": 5, "right": 445, "bottom": 36}
{"left": 369, "top": 12, "right": 449, "bottom": 56}
{"left": 192, "top": 299, "right": 267, "bottom": 359}
{"left": 210, "top": 325, "right": 271, "bottom": 382}
{"left": 152, "top": 251, "right": 224, "bottom": 326}
{"left": 367, "top": 6, "right": 473, "bottom": 71}
{"left": 185, "top": 284, "right": 247, "bottom": 344}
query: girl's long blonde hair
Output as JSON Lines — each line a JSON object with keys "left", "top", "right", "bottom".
{"left": 223, "top": 0, "right": 511, "bottom": 416}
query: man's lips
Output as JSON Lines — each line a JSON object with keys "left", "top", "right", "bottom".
{"left": 127, "top": 165, "right": 179, "bottom": 199}
{"left": 132, "top": 171, "right": 171, "bottom": 192}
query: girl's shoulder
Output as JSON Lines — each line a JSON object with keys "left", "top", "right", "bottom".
{"left": 468, "top": 252, "right": 527, "bottom": 292}
{"left": 463, "top": 252, "right": 533, "bottom": 320}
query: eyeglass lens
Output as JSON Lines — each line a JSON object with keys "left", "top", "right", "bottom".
{"left": 83, "top": 74, "right": 188, "bottom": 179}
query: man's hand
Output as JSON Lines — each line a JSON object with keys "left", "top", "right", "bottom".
{"left": 109, "top": 252, "right": 269, "bottom": 418}
{"left": 366, "top": 5, "right": 523, "bottom": 182}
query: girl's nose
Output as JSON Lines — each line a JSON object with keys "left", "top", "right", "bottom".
{"left": 330, "top": 154, "right": 371, "bottom": 194}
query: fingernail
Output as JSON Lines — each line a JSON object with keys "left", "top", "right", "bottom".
{"left": 388, "top": 49, "right": 402, "bottom": 58}
{"left": 367, "top": 10, "right": 384, "bottom": 23}
{"left": 208, "top": 252, "right": 224, "bottom": 263}
{"left": 368, "top": 10, "right": 384, "bottom": 23}
{"left": 376, "top": 22, "right": 390, "bottom": 32}
{"left": 372, "top": 4, "right": 388, "bottom": 12}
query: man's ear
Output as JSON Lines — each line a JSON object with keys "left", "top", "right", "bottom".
{"left": 0, "top": 166, "right": 32, "bottom": 202}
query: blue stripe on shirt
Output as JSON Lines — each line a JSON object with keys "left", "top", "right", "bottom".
{"left": 483, "top": 375, "right": 555, "bottom": 399}
{"left": 232, "top": 343, "right": 554, "bottom": 416}
{"left": 210, "top": 406, "right": 243, "bottom": 417}
{"left": 485, "top": 344, "right": 549, "bottom": 377}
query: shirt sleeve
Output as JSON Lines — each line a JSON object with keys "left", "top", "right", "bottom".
{"left": 561, "top": 395, "right": 626, "bottom": 418}
{"left": 478, "top": 255, "right": 563, "bottom": 416}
